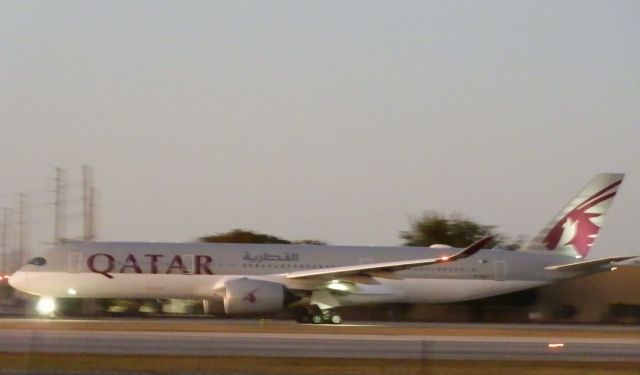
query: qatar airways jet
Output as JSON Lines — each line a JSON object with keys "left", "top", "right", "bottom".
{"left": 9, "top": 173, "right": 635, "bottom": 324}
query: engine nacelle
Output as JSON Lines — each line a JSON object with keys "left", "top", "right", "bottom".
{"left": 223, "top": 278, "right": 286, "bottom": 315}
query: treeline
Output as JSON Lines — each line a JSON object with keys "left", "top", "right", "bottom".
{"left": 198, "top": 211, "right": 525, "bottom": 250}
{"left": 199, "top": 229, "right": 326, "bottom": 245}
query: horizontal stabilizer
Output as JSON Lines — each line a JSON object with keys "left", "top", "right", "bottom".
{"left": 285, "top": 236, "right": 492, "bottom": 280}
{"left": 545, "top": 256, "right": 638, "bottom": 272}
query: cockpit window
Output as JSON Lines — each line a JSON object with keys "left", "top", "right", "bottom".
{"left": 28, "top": 257, "right": 46, "bottom": 266}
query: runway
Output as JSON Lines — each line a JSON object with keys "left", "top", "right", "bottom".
{"left": 3, "top": 317, "right": 640, "bottom": 336}
{"left": 1, "top": 318, "right": 640, "bottom": 362}
{"left": 2, "top": 328, "right": 640, "bottom": 362}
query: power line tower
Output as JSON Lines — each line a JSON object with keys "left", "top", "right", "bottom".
{"left": 53, "top": 167, "right": 66, "bottom": 245}
{"left": 17, "top": 193, "right": 29, "bottom": 266}
{"left": 1, "top": 208, "right": 8, "bottom": 275}
{"left": 82, "top": 165, "right": 96, "bottom": 241}
{"left": 89, "top": 185, "right": 97, "bottom": 240}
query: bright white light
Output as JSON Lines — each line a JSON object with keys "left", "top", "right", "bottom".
{"left": 575, "top": 255, "right": 583, "bottom": 259}
{"left": 547, "top": 343, "right": 565, "bottom": 349}
{"left": 327, "top": 282, "right": 349, "bottom": 291}
{"left": 67, "top": 288, "right": 77, "bottom": 295}
{"left": 36, "top": 297, "right": 56, "bottom": 315}
{"left": 440, "top": 256, "right": 449, "bottom": 261}
{"left": 611, "top": 267, "right": 618, "bottom": 271}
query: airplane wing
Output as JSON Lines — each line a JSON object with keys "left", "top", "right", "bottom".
{"left": 285, "top": 236, "right": 492, "bottom": 280}
{"left": 545, "top": 256, "right": 638, "bottom": 272}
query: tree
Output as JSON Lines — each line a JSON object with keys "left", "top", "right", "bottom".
{"left": 199, "top": 229, "right": 291, "bottom": 244}
{"left": 500, "top": 235, "right": 527, "bottom": 251}
{"left": 400, "top": 211, "right": 520, "bottom": 249}
{"left": 198, "top": 229, "right": 327, "bottom": 245}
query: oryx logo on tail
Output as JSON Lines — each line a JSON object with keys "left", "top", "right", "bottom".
{"left": 544, "top": 180, "right": 622, "bottom": 256}
{"left": 520, "top": 173, "right": 624, "bottom": 258}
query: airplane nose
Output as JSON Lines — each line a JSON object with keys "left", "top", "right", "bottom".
{"left": 8, "top": 271, "right": 28, "bottom": 291}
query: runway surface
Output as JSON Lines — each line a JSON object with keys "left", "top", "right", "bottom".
{"left": 3, "top": 317, "right": 640, "bottom": 337}
{"left": 1, "top": 318, "right": 640, "bottom": 362}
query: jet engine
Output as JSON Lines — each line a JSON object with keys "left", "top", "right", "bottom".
{"left": 222, "top": 278, "right": 297, "bottom": 315}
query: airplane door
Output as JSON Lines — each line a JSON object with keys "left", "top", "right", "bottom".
{"left": 493, "top": 261, "right": 506, "bottom": 281}
{"left": 68, "top": 253, "right": 83, "bottom": 273}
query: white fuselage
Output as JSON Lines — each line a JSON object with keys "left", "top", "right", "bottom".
{"left": 9, "top": 241, "right": 572, "bottom": 308}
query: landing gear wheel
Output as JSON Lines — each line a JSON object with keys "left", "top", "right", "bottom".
{"left": 330, "top": 314, "right": 343, "bottom": 324}
{"left": 311, "top": 314, "right": 324, "bottom": 324}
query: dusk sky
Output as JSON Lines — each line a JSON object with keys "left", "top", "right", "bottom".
{"left": 1, "top": 1, "right": 639, "bottom": 262}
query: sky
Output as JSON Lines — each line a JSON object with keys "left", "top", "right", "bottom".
{"left": 1, "top": 1, "right": 639, "bottom": 264}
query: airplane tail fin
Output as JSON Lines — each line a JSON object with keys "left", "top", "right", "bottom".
{"left": 520, "top": 173, "right": 624, "bottom": 258}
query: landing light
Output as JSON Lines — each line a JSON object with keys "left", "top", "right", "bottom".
{"left": 440, "top": 256, "right": 449, "bottom": 261}
{"left": 327, "top": 282, "right": 349, "bottom": 292}
{"left": 36, "top": 297, "right": 56, "bottom": 315}
{"left": 547, "top": 343, "right": 565, "bottom": 349}
{"left": 67, "top": 288, "right": 77, "bottom": 295}
{"left": 611, "top": 267, "right": 618, "bottom": 271}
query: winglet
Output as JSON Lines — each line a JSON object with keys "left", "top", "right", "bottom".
{"left": 439, "top": 236, "right": 493, "bottom": 262}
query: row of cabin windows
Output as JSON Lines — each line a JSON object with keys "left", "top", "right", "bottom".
{"left": 62, "top": 257, "right": 479, "bottom": 272}
{"left": 243, "top": 263, "right": 338, "bottom": 269}
{"left": 413, "top": 266, "right": 477, "bottom": 272}
{"left": 240, "top": 264, "right": 477, "bottom": 272}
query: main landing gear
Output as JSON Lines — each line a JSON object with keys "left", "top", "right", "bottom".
{"left": 296, "top": 306, "right": 343, "bottom": 324}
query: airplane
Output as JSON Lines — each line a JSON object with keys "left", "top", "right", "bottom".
{"left": 8, "top": 173, "right": 636, "bottom": 324}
